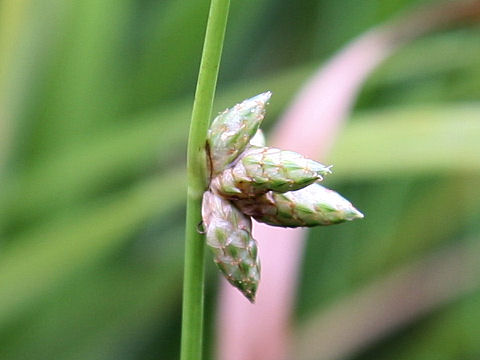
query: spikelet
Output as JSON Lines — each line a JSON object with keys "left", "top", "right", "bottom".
{"left": 201, "top": 190, "right": 260, "bottom": 302}
{"left": 207, "top": 92, "right": 271, "bottom": 175}
{"left": 211, "top": 147, "right": 332, "bottom": 199}
{"left": 234, "top": 183, "right": 364, "bottom": 227}
{"left": 201, "top": 92, "right": 364, "bottom": 302}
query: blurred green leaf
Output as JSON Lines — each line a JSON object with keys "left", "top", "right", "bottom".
{"left": 0, "top": 170, "right": 185, "bottom": 326}
{"left": 330, "top": 104, "right": 480, "bottom": 179}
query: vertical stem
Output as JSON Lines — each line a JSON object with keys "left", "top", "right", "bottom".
{"left": 181, "top": 1, "right": 230, "bottom": 360}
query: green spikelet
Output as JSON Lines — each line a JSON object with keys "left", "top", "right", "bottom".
{"left": 234, "top": 183, "right": 364, "bottom": 227}
{"left": 201, "top": 190, "right": 260, "bottom": 302}
{"left": 201, "top": 91, "right": 364, "bottom": 300}
{"left": 207, "top": 92, "right": 271, "bottom": 175}
{"left": 211, "top": 147, "right": 332, "bottom": 199}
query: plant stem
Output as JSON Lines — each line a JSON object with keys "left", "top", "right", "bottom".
{"left": 181, "top": 1, "right": 230, "bottom": 360}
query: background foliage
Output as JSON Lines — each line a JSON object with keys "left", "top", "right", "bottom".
{"left": 0, "top": 0, "right": 479, "bottom": 359}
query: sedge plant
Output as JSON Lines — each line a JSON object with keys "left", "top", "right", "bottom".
{"left": 181, "top": 0, "right": 363, "bottom": 358}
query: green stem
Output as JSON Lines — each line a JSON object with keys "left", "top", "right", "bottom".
{"left": 181, "top": 1, "right": 230, "bottom": 360}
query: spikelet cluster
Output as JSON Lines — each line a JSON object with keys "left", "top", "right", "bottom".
{"left": 202, "top": 92, "right": 363, "bottom": 302}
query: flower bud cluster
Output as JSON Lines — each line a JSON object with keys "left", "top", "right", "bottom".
{"left": 202, "top": 92, "right": 363, "bottom": 302}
